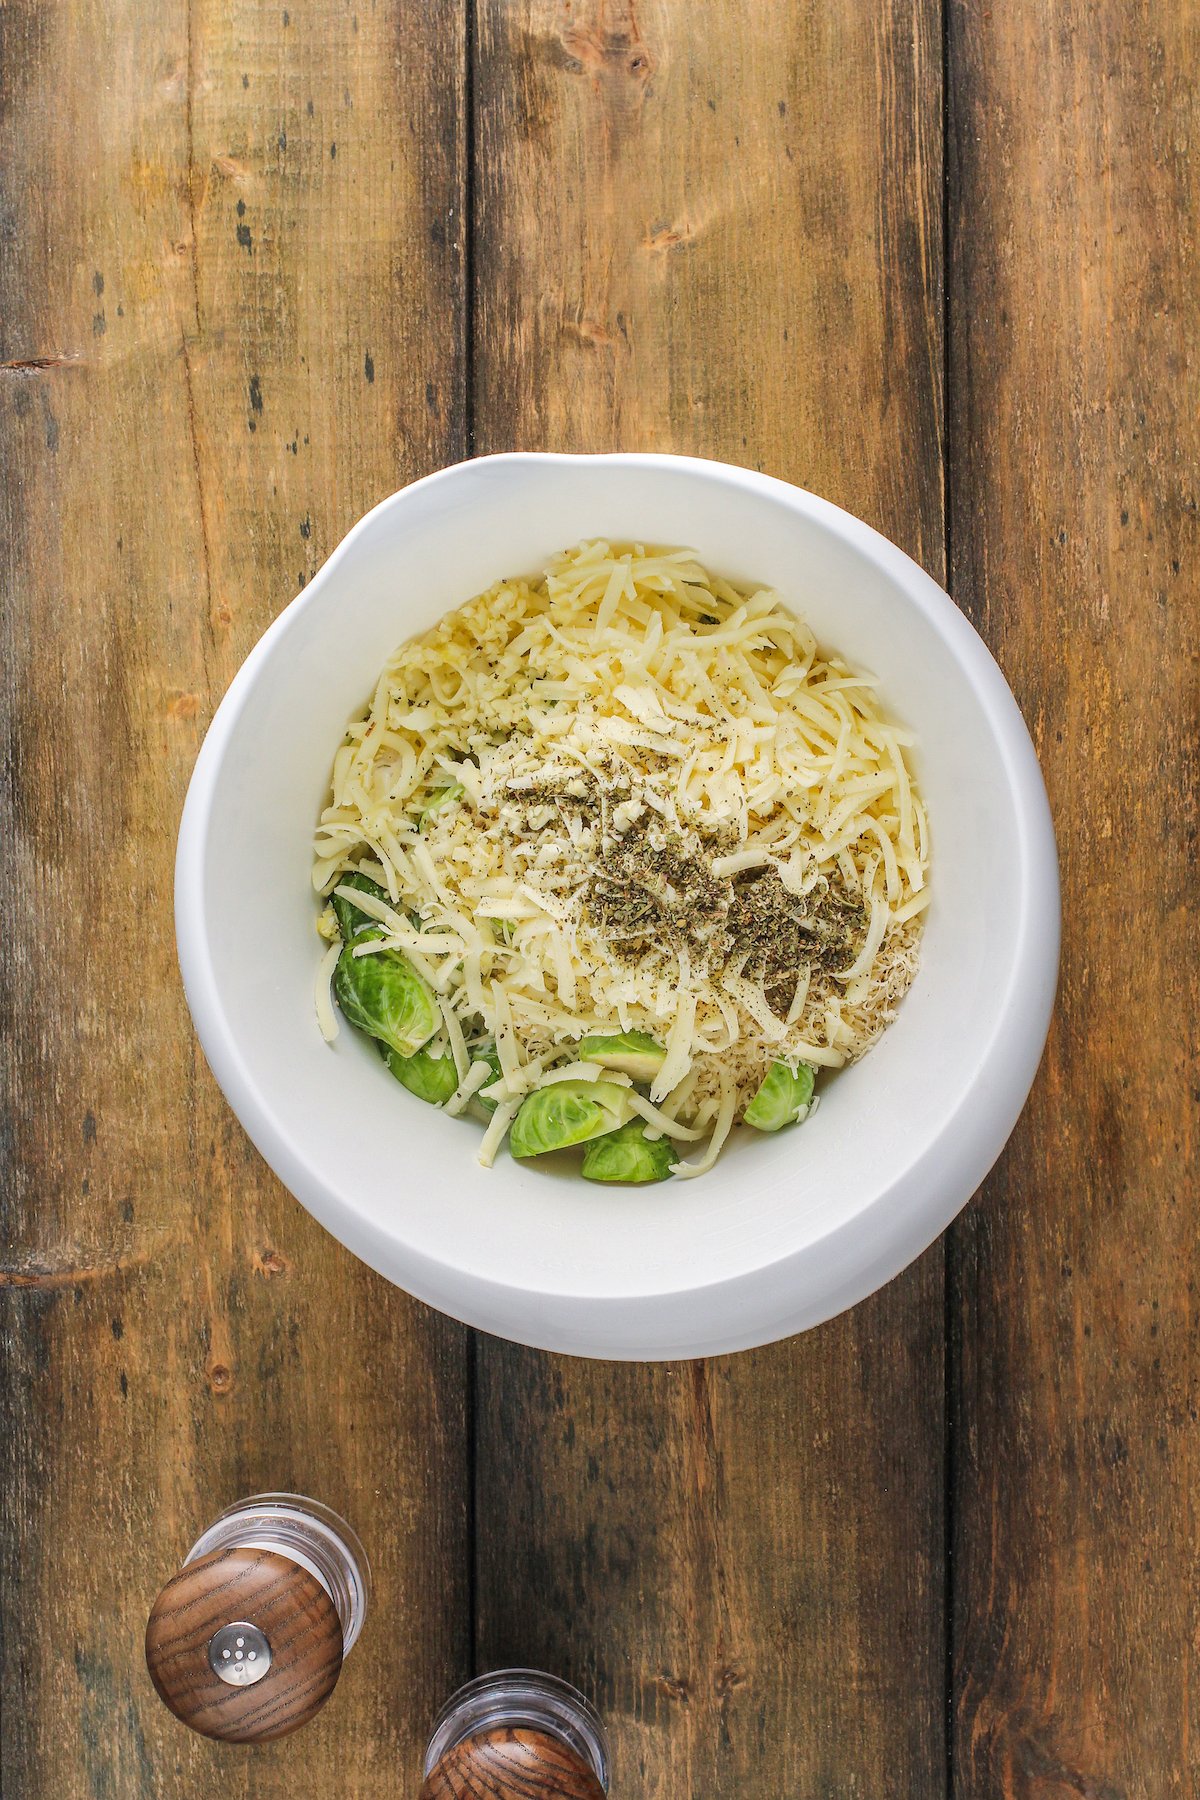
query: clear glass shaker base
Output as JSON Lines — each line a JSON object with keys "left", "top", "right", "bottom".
{"left": 184, "top": 1492, "right": 371, "bottom": 1655}
{"left": 423, "top": 1669, "right": 609, "bottom": 1791}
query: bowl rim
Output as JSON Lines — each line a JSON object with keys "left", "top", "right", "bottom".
{"left": 176, "top": 451, "right": 1060, "bottom": 1359}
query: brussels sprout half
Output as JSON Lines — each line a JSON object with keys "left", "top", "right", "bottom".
{"left": 509, "top": 1080, "right": 634, "bottom": 1159}
{"left": 577, "top": 1029, "right": 665, "bottom": 1082}
{"left": 382, "top": 1043, "right": 459, "bottom": 1106}
{"left": 743, "top": 1060, "right": 816, "bottom": 1132}
{"left": 581, "top": 1119, "right": 676, "bottom": 1184}
{"left": 333, "top": 941, "right": 439, "bottom": 1060}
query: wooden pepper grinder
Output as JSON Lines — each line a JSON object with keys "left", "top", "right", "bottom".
{"left": 420, "top": 1670, "right": 610, "bottom": 1798}
{"left": 145, "top": 1493, "right": 369, "bottom": 1743}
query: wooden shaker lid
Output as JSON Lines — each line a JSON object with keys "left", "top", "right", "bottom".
{"left": 420, "top": 1726, "right": 606, "bottom": 1799}
{"left": 145, "top": 1544, "right": 343, "bottom": 1742}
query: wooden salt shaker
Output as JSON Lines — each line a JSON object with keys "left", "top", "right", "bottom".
{"left": 145, "top": 1494, "right": 369, "bottom": 1743}
{"left": 420, "top": 1671, "right": 610, "bottom": 1799}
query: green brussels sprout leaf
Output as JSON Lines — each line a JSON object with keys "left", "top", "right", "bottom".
{"left": 509, "top": 1080, "right": 635, "bottom": 1159}
{"left": 743, "top": 1060, "right": 816, "bottom": 1132}
{"left": 577, "top": 1029, "right": 666, "bottom": 1083}
{"left": 581, "top": 1119, "right": 676, "bottom": 1184}
{"left": 333, "top": 942, "right": 439, "bottom": 1059}
{"left": 418, "top": 781, "right": 464, "bottom": 834}
{"left": 332, "top": 870, "right": 390, "bottom": 942}
{"left": 382, "top": 1043, "right": 459, "bottom": 1106}
{"left": 467, "top": 1042, "right": 505, "bottom": 1120}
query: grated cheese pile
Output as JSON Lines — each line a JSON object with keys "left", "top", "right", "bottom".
{"left": 313, "top": 542, "right": 930, "bottom": 1176}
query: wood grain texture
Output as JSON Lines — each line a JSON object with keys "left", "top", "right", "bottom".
{"left": 471, "top": 3, "right": 946, "bottom": 1795}
{"left": 145, "top": 1547, "right": 343, "bottom": 1743}
{"left": 421, "top": 1728, "right": 605, "bottom": 1800}
{"left": 0, "top": 1, "right": 469, "bottom": 1794}
{"left": 8, "top": 0, "right": 1195, "bottom": 1795}
{"left": 947, "top": 2, "right": 1200, "bottom": 1796}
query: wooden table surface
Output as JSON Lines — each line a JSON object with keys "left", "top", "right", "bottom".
{"left": 1, "top": 2, "right": 1195, "bottom": 1795}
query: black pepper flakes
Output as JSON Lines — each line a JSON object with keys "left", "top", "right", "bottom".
{"left": 725, "top": 867, "right": 868, "bottom": 1012}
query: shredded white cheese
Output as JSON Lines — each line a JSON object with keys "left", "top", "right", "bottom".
{"left": 444, "top": 1058, "right": 493, "bottom": 1118}
{"left": 478, "top": 1099, "right": 521, "bottom": 1167}
{"left": 651, "top": 991, "right": 697, "bottom": 1103}
{"left": 315, "top": 940, "right": 341, "bottom": 1044}
{"left": 625, "top": 1091, "right": 706, "bottom": 1143}
{"left": 313, "top": 541, "right": 929, "bottom": 1175}
{"left": 672, "top": 1067, "right": 739, "bottom": 1179}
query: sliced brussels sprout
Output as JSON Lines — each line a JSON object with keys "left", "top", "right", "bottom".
{"left": 509, "top": 1080, "right": 635, "bottom": 1159}
{"left": 418, "top": 781, "right": 464, "bottom": 833}
{"left": 581, "top": 1119, "right": 676, "bottom": 1184}
{"left": 382, "top": 1043, "right": 459, "bottom": 1106}
{"left": 333, "top": 941, "right": 439, "bottom": 1059}
{"left": 331, "top": 870, "right": 390, "bottom": 942}
{"left": 577, "top": 1029, "right": 665, "bottom": 1083}
{"left": 742, "top": 1060, "right": 816, "bottom": 1132}
{"left": 467, "top": 1042, "right": 505, "bottom": 1120}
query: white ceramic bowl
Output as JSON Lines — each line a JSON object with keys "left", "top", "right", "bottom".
{"left": 176, "top": 453, "right": 1058, "bottom": 1360}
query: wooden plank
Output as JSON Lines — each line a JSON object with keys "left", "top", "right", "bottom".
{"left": 948, "top": 3, "right": 1200, "bottom": 1795}
{"left": 0, "top": 2, "right": 469, "bottom": 1794}
{"left": 470, "top": 4, "right": 947, "bottom": 1794}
